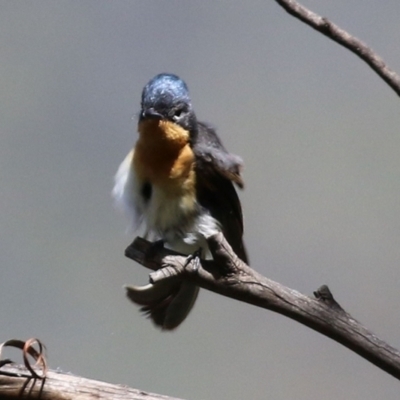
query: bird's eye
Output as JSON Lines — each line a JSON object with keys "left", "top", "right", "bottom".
{"left": 172, "top": 108, "right": 184, "bottom": 121}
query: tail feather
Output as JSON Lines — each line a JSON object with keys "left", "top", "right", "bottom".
{"left": 125, "top": 281, "right": 199, "bottom": 330}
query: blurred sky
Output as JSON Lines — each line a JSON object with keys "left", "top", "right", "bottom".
{"left": 0, "top": 1, "right": 400, "bottom": 399}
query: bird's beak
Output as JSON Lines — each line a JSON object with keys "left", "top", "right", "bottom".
{"left": 141, "top": 108, "right": 163, "bottom": 120}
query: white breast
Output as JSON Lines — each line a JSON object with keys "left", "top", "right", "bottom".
{"left": 113, "top": 151, "right": 219, "bottom": 255}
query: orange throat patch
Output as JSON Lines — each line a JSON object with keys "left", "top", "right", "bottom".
{"left": 134, "top": 119, "right": 196, "bottom": 189}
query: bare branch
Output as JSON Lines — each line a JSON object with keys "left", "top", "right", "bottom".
{"left": 125, "top": 233, "right": 400, "bottom": 380}
{"left": 0, "top": 364, "right": 184, "bottom": 400}
{"left": 274, "top": 0, "right": 400, "bottom": 96}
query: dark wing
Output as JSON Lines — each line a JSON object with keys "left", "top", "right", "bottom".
{"left": 194, "top": 122, "right": 248, "bottom": 264}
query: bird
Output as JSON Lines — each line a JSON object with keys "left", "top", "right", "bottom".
{"left": 113, "top": 73, "right": 247, "bottom": 330}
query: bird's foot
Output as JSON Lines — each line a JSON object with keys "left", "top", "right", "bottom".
{"left": 184, "top": 248, "right": 203, "bottom": 272}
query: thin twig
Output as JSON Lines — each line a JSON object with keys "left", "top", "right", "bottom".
{"left": 274, "top": 0, "right": 400, "bottom": 96}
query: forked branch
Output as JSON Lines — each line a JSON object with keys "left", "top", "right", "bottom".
{"left": 125, "top": 233, "right": 400, "bottom": 380}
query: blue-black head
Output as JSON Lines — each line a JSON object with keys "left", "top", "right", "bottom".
{"left": 140, "top": 73, "right": 197, "bottom": 132}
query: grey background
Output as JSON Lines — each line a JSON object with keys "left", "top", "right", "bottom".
{"left": 1, "top": 1, "right": 400, "bottom": 399}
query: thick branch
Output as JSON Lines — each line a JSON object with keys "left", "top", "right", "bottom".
{"left": 0, "top": 364, "right": 183, "bottom": 400}
{"left": 125, "top": 233, "right": 400, "bottom": 380}
{"left": 274, "top": 0, "right": 400, "bottom": 97}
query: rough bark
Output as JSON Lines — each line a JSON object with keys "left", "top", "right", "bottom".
{"left": 125, "top": 233, "right": 400, "bottom": 380}
{"left": 0, "top": 364, "right": 183, "bottom": 400}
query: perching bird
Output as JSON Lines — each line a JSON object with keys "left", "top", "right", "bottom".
{"left": 113, "top": 73, "right": 247, "bottom": 330}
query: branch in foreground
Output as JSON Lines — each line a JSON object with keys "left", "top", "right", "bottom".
{"left": 125, "top": 233, "right": 400, "bottom": 380}
{"left": 0, "top": 364, "right": 183, "bottom": 400}
{"left": 274, "top": 0, "right": 400, "bottom": 97}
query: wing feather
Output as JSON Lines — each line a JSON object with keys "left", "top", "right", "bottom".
{"left": 194, "top": 122, "right": 248, "bottom": 264}
{"left": 112, "top": 149, "right": 143, "bottom": 230}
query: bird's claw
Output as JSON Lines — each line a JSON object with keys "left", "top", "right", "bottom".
{"left": 184, "top": 248, "right": 203, "bottom": 272}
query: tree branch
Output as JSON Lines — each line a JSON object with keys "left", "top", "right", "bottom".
{"left": 0, "top": 364, "right": 184, "bottom": 400}
{"left": 125, "top": 233, "right": 400, "bottom": 380}
{"left": 274, "top": 0, "right": 400, "bottom": 97}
